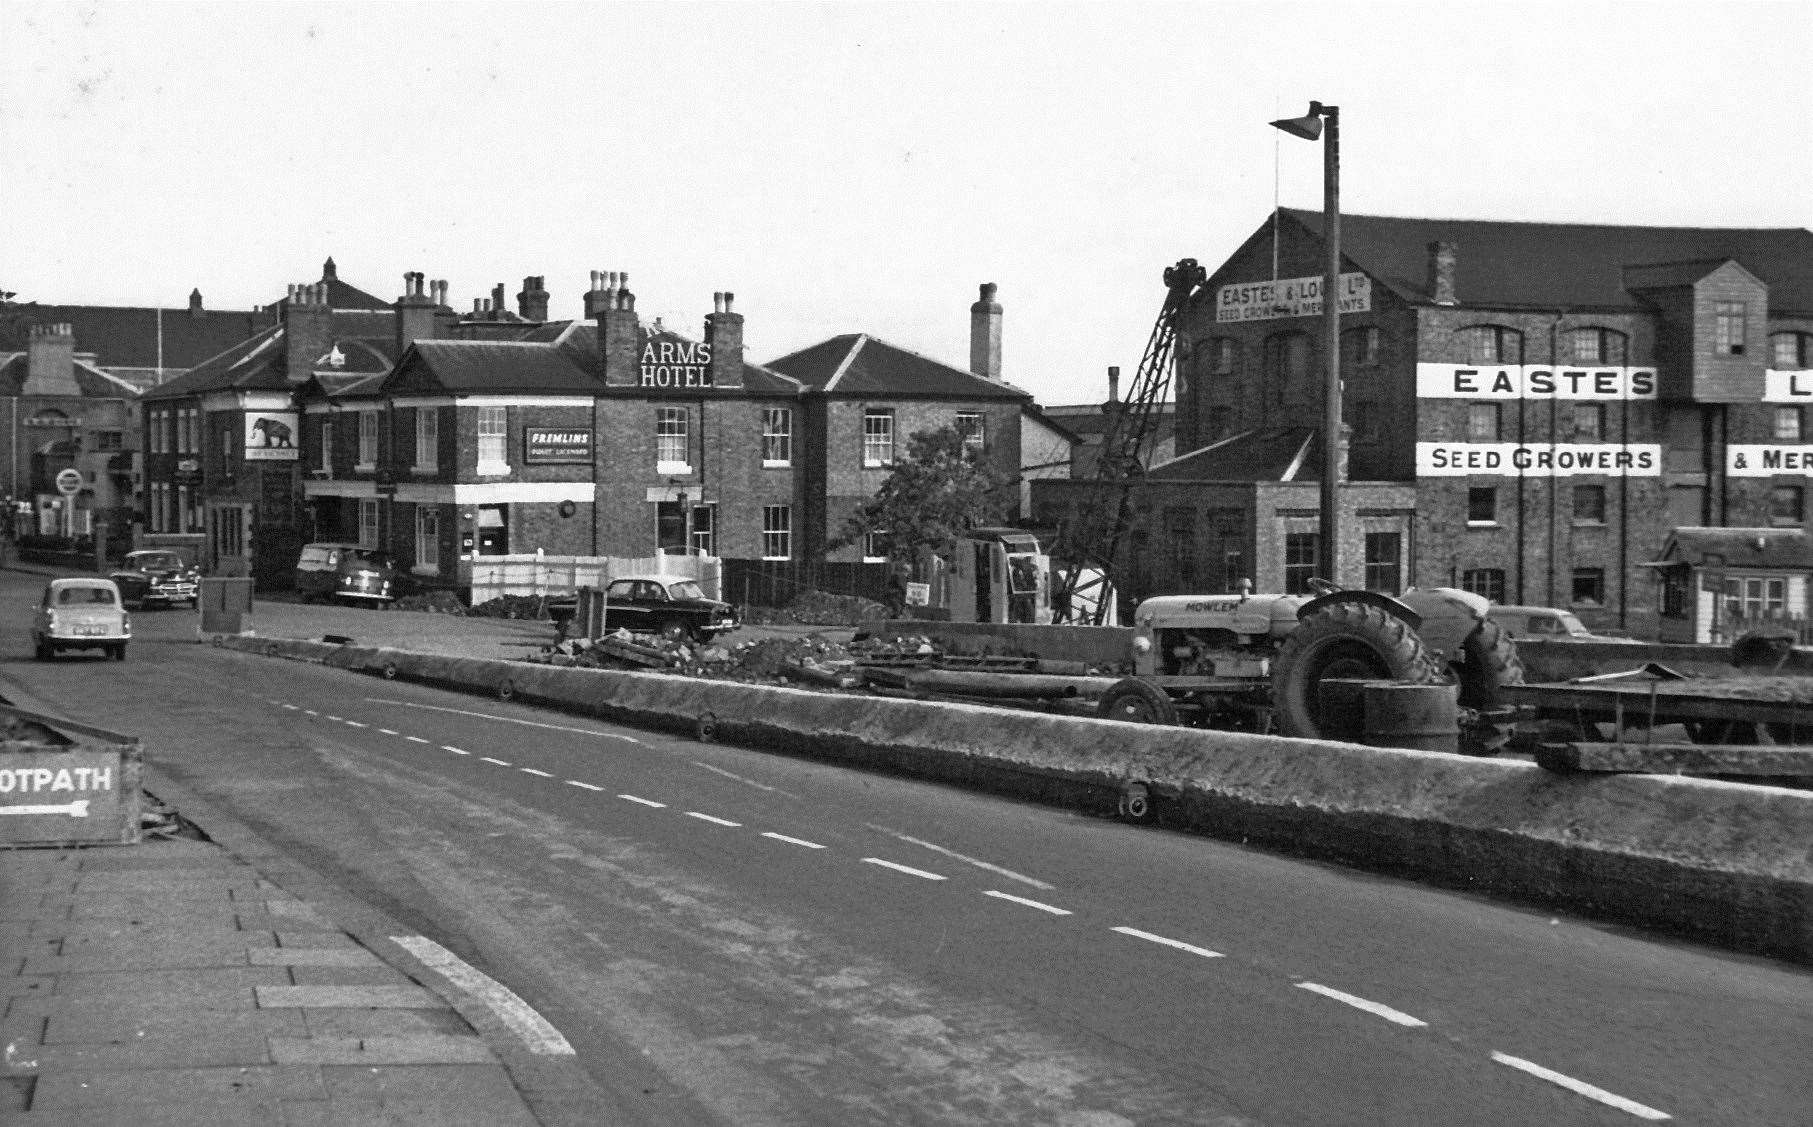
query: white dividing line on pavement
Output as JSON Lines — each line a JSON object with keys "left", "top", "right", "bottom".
{"left": 762, "top": 832, "right": 825, "bottom": 849}
{"left": 520, "top": 768, "right": 553, "bottom": 778}
{"left": 862, "top": 858, "right": 947, "bottom": 881}
{"left": 1490, "top": 1052, "right": 1670, "bottom": 1120}
{"left": 690, "top": 760, "right": 795, "bottom": 797}
{"left": 686, "top": 812, "right": 742, "bottom": 827}
{"left": 1295, "top": 982, "right": 1428, "bottom": 1028}
{"left": 303, "top": 710, "right": 319, "bottom": 716}
{"left": 479, "top": 757, "right": 512, "bottom": 767}
{"left": 442, "top": 746, "right": 470, "bottom": 755}
{"left": 367, "top": 698, "right": 642, "bottom": 744}
{"left": 983, "top": 890, "right": 1072, "bottom": 916}
{"left": 405, "top": 736, "right": 430, "bottom": 744}
{"left": 281, "top": 704, "right": 299, "bottom": 711}
{"left": 343, "top": 721, "right": 367, "bottom": 728}
{"left": 389, "top": 935, "right": 574, "bottom": 1056}
{"left": 377, "top": 728, "right": 399, "bottom": 736}
{"left": 864, "top": 824, "right": 1054, "bottom": 890}
{"left": 619, "top": 794, "right": 666, "bottom": 808}
{"left": 1110, "top": 926, "right": 1224, "bottom": 960}
{"left": 325, "top": 716, "right": 343, "bottom": 722}
{"left": 566, "top": 780, "right": 604, "bottom": 792}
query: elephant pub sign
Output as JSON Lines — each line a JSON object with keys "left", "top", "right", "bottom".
{"left": 243, "top": 411, "right": 299, "bottom": 460}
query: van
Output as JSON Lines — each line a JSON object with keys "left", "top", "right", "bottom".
{"left": 294, "top": 542, "right": 397, "bottom": 606}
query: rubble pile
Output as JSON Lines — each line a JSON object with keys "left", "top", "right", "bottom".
{"left": 466, "top": 594, "right": 558, "bottom": 620}
{"left": 532, "top": 628, "right": 944, "bottom": 690}
{"left": 392, "top": 590, "right": 470, "bottom": 615}
{"left": 742, "top": 590, "right": 888, "bottom": 627}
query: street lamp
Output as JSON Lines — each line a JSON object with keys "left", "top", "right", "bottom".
{"left": 1270, "top": 100, "right": 1341, "bottom": 585}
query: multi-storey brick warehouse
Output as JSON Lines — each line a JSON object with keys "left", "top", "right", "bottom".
{"left": 1035, "top": 210, "right": 1813, "bottom": 640}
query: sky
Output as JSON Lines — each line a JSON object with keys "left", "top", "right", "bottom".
{"left": 4, "top": 1, "right": 1810, "bottom": 407}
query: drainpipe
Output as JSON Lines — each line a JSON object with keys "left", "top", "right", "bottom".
{"left": 1546, "top": 312, "right": 1564, "bottom": 608}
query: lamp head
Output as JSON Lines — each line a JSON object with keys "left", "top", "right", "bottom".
{"left": 1269, "top": 105, "right": 1324, "bottom": 141}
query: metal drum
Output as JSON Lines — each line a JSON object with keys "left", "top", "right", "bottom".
{"left": 1362, "top": 682, "right": 1460, "bottom": 754}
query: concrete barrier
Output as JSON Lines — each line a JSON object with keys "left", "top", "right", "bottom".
{"left": 226, "top": 637, "right": 1813, "bottom": 961}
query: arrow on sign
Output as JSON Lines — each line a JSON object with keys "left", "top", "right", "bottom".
{"left": 1, "top": 799, "right": 90, "bottom": 818}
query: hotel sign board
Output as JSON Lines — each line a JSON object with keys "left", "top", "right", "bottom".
{"left": 524, "top": 428, "right": 593, "bottom": 464}
{"left": 1215, "top": 272, "right": 1371, "bottom": 322}
{"left": 1417, "top": 364, "right": 1658, "bottom": 400}
{"left": 1417, "top": 442, "right": 1662, "bottom": 477}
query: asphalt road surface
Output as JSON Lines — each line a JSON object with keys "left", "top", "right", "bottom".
{"left": 3, "top": 574, "right": 1809, "bottom": 1125}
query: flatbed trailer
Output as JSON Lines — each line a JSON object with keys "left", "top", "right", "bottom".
{"left": 1502, "top": 680, "right": 1813, "bottom": 744}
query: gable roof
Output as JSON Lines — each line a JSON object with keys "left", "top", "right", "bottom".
{"left": 398, "top": 340, "right": 600, "bottom": 395}
{"left": 264, "top": 258, "right": 392, "bottom": 312}
{"left": 144, "top": 324, "right": 402, "bottom": 400}
{"left": 1276, "top": 208, "right": 1813, "bottom": 315}
{"left": 1149, "top": 427, "right": 1320, "bottom": 482}
{"left": 764, "top": 334, "right": 1030, "bottom": 401}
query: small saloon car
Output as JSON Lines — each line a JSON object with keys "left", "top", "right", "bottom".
{"left": 32, "top": 577, "right": 130, "bottom": 661}
{"left": 294, "top": 542, "right": 398, "bottom": 606}
{"left": 108, "top": 549, "right": 201, "bottom": 608}
{"left": 594, "top": 575, "right": 738, "bottom": 643}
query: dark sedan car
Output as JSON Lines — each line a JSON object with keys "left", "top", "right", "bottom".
{"left": 108, "top": 550, "right": 200, "bottom": 608}
{"left": 595, "top": 575, "right": 738, "bottom": 643}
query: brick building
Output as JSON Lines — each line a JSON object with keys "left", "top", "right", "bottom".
{"left": 1034, "top": 209, "right": 1813, "bottom": 639}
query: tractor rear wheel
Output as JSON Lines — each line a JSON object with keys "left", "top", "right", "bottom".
{"left": 1454, "top": 618, "right": 1525, "bottom": 756}
{"left": 1096, "top": 678, "right": 1179, "bottom": 726}
{"left": 1272, "top": 602, "right": 1440, "bottom": 740}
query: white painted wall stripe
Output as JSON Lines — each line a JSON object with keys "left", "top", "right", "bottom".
{"left": 390, "top": 934, "right": 574, "bottom": 1056}
{"left": 1490, "top": 1052, "right": 1670, "bottom": 1120}
{"left": 686, "top": 812, "right": 741, "bottom": 827}
{"left": 566, "top": 780, "right": 604, "bottom": 792}
{"left": 762, "top": 832, "right": 825, "bottom": 849}
{"left": 862, "top": 858, "right": 947, "bottom": 881}
{"left": 1295, "top": 982, "right": 1428, "bottom": 1028}
{"left": 619, "top": 794, "right": 666, "bottom": 808}
{"left": 983, "top": 890, "right": 1071, "bottom": 915}
{"left": 1110, "top": 926, "right": 1224, "bottom": 959}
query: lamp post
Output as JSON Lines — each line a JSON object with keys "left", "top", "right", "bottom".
{"left": 1270, "top": 100, "right": 1341, "bottom": 585}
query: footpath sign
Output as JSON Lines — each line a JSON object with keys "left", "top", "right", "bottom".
{"left": 0, "top": 704, "right": 142, "bottom": 847}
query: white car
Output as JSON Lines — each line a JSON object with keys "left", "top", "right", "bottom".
{"left": 32, "top": 577, "right": 131, "bottom": 661}
{"left": 1487, "top": 605, "right": 1639, "bottom": 644}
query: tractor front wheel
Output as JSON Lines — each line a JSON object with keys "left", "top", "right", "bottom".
{"left": 1096, "top": 678, "right": 1179, "bottom": 726}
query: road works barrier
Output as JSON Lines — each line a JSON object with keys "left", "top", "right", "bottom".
{"left": 231, "top": 636, "right": 1813, "bottom": 961}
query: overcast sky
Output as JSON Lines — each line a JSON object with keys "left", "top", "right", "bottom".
{"left": 4, "top": 1, "right": 1810, "bottom": 406}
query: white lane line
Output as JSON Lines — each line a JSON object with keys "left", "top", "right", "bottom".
{"left": 404, "top": 736, "right": 430, "bottom": 744}
{"left": 686, "top": 812, "right": 742, "bottom": 827}
{"left": 367, "top": 698, "right": 642, "bottom": 744}
{"left": 1110, "top": 926, "right": 1224, "bottom": 959}
{"left": 344, "top": 721, "right": 368, "bottom": 729}
{"left": 520, "top": 768, "right": 553, "bottom": 778}
{"left": 377, "top": 728, "right": 399, "bottom": 736}
{"left": 390, "top": 935, "right": 573, "bottom": 1056}
{"left": 864, "top": 824, "right": 1054, "bottom": 891}
{"left": 690, "top": 760, "right": 796, "bottom": 796}
{"left": 1490, "top": 1052, "right": 1670, "bottom": 1120}
{"left": 566, "top": 780, "right": 604, "bottom": 792}
{"left": 619, "top": 794, "right": 666, "bottom": 808}
{"left": 325, "top": 715, "right": 343, "bottom": 722}
{"left": 480, "top": 757, "right": 512, "bottom": 767}
{"left": 1295, "top": 982, "right": 1428, "bottom": 1028}
{"left": 442, "top": 746, "right": 470, "bottom": 756}
{"left": 983, "top": 890, "right": 1071, "bottom": 916}
{"left": 303, "top": 710, "right": 319, "bottom": 716}
{"left": 762, "top": 832, "right": 825, "bottom": 849}
{"left": 281, "top": 704, "right": 300, "bottom": 711}
{"left": 862, "top": 858, "right": 947, "bottom": 881}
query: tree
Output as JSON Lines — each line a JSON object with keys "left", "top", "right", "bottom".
{"left": 831, "top": 425, "right": 1013, "bottom": 569}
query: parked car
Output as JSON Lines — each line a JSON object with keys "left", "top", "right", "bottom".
{"left": 108, "top": 549, "right": 200, "bottom": 609}
{"left": 32, "top": 577, "right": 130, "bottom": 661}
{"left": 294, "top": 542, "right": 398, "bottom": 606}
{"left": 1487, "top": 605, "right": 1640, "bottom": 643}
{"left": 590, "top": 575, "right": 739, "bottom": 643}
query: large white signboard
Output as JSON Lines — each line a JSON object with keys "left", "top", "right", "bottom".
{"left": 1417, "top": 442, "right": 1662, "bottom": 477}
{"left": 1215, "top": 272, "right": 1371, "bottom": 322}
{"left": 1416, "top": 364, "right": 1658, "bottom": 400}
{"left": 1762, "top": 369, "right": 1813, "bottom": 402}
{"left": 1728, "top": 445, "right": 1813, "bottom": 477}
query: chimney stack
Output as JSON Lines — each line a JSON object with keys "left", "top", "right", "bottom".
{"left": 395, "top": 271, "right": 439, "bottom": 353}
{"left": 188, "top": 288, "right": 205, "bottom": 318}
{"left": 969, "top": 282, "right": 1002, "bottom": 381}
{"left": 24, "top": 322, "right": 80, "bottom": 398}
{"left": 1106, "top": 365, "right": 1120, "bottom": 404}
{"left": 283, "top": 282, "right": 335, "bottom": 385}
{"left": 706, "top": 290, "right": 744, "bottom": 388}
{"left": 1427, "top": 241, "right": 1458, "bottom": 306}
{"left": 517, "top": 276, "right": 550, "bottom": 321}
{"left": 491, "top": 283, "right": 507, "bottom": 320}
{"left": 599, "top": 270, "right": 641, "bottom": 385}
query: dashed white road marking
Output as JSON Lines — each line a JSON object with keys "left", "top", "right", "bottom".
{"left": 367, "top": 698, "right": 642, "bottom": 743}
{"left": 377, "top": 728, "right": 399, "bottom": 735}
{"left": 303, "top": 710, "right": 319, "bottom": 716}
{"left": 280, "top": 704, "right": 299, "bottom": 711}
{"left": 690, "top": 760, "right": 795, "bottom": 796}
{"left": 442, "top": 746, "right": 470, "bottom": 756}
{"left": 686, "top": 812, "right": 741, "bottom": 827}
{"left": 343, "top": 721, "right": 367, "bottom": 728}
{"left": 390, "top": 935, "right": 573, "bottom": 1056}
{"left": 566, "top": 780, "right": 604, "bottom": 792}
{"left": 1490, "top": 1052, "right": 1670, "bottom": 1120}
{"left": 404, "top": 736, "right": 429, "bottom": 744}
{"left": 1295, "top": 982, "right": 1428, "bottom": 1028}
{"left": 862, "top": 858, "right": 947, "bottom": 881}
{"left": 325, "top": 716, "right": 343, "bottom": 722}
{"left": 480, "top": 757, "right": 512, "bottom": 767}
{"left": 762, "top": 832, "right": 825, "bottom": 849}
{"left": 1110, "top": 926, "right": 1224, "bottom": 959}
{"left": 520, "top": 768, "right": 553, "bottom": 778}
{"left": 865, "top": 824, "right": 1054, "bottom": 890}
{"left": 983, "top": 890, "right": 1071, "bottom": 915}
{"left": 619, "top": 794, "right": 666, "bottom": 808}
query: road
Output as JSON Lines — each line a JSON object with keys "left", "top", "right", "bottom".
{"left": 2, "top": 571, "right": 1808, "bottom": 1124}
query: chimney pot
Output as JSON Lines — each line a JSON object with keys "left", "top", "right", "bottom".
{"left": 713, "top": 291, "right": 725, "bottom": 314}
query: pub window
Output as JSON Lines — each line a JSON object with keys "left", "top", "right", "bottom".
{"left": 690, "top": 505, "right": 716, "bottom": 556}
{"left": 955, "top": 411, "right": 986, "bottom": 453}
{"left": 415, "top": 504, "right": 440, "bottom": 570}
{"left": 415, "top": 407, "right": 438, "bottom": 471}
{"left": 1461, "top": 567, "right": 1506, "bottom": 604}
{"left": 95, "top": 430, "right": 124, "bottom": 452}
{"left": 477, "top": 406, "right": 508, "bottom": 471}
{"left": 863, "top": 410, "right": 895, "bottom": 467}
{"left": 1723, "top": 575, "right": 1788, "bottom": 620}
{"left": 1283, "top": 531, "right": 1319, "bottom": 594}
{"left": 1714, "top": 301, "right": 1746, "bottom": 355}
{"left": 1573, "top": 402, "right": 1605, "bottom": 440}
{"left": 1467, "top": 402, "right": 1501, "bottom": 442}
{"left": 1363, "top": 531, "right": 1402, "bottom": 594}
{"left": 761, "top": 407, "right": 792, "bottom": 466}
{"left": 1774, "top": 406, "right": 1802, "bottom": 441}
{"left": 1573, "top": 484, "right": 1606, "bottom": 524}
{"left": 359, "top": 498, "right": 380, "bottom": 549}
{"left": 358, "top": 410, "right": 379, "bottom": 467}
{"left": 1466, "top": 326, "right": 1524, "bottom": 365}
{"left": 1772, "top": 331, "right": 1813, "bottom": 369}
{"left": 655, "top": 407, "right": 689, "bottom": 472}
{"left": 320, "top": 419, "right": 335, "bottom": 473}
{"left": 1769, "top": 485, "right": 1804, "bottom": 526}
{"left": 761, "top": 504, "right": 792, "bottom": 560}
{"left": 1467, "top": 486, "right": 1497, "bottom": 524}
{"left": 1572, "top": 567, "right": 1606, "bottom": 607}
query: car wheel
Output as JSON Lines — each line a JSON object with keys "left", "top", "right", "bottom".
{"left": 658, "top": 620, "right": 690, "bottom": 643}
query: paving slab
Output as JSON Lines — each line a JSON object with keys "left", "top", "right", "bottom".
{"left": 277, "top": 1094, "right": 542, "bottom": 1126}
{"left": 256, "top": 984, "right": 447, "bottom": 1009}
{"left": 51, "top": 966, "right": 286, "bottom": 1004}
{"left": 42, "top": 1007, "right": 306, "bottom": 1044}
{"left": 28, "top": 1062, "right": 328, "bottom": 1107}
{"left": 26, "top": 1025, "right": 275, "bottom": 1070}
{"left": 299, "top": 1007, "right": 469, "bottom": 1039}
{"left": 247, "top": 946, "right": 382, "bottom": 968}
{"left": 268, "top": 1033, "right": 497, "bottom": 1065}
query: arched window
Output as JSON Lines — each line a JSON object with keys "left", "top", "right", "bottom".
{"left": 1263, "top": 332, "right": 1311, "bottom": 404}
{"left": 1567, "top": 327, "right": 1628, "bottom": 365}
{"left": 1772, "top": 332, "right": 1813, "bottom": 369}
{"left": 1465, "top": 326, "right": 1523, "bottom": 365}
